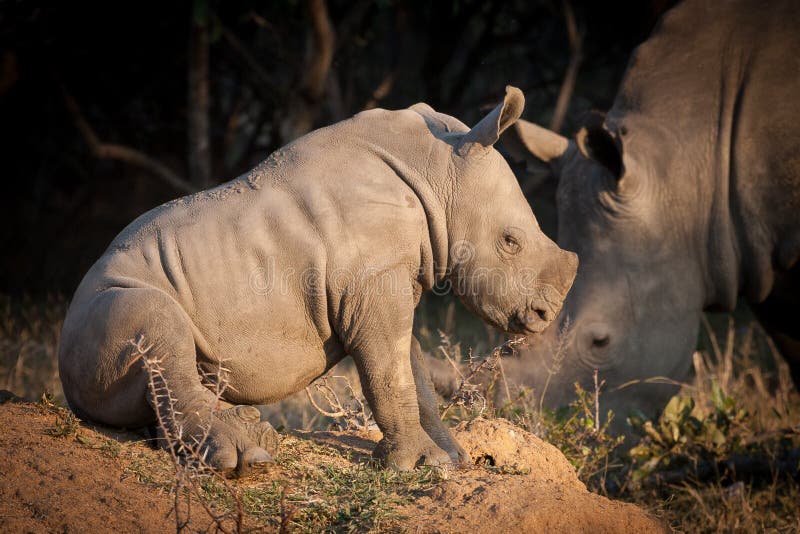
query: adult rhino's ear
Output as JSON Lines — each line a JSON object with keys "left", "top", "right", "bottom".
{"left": 458, "top": 85, "right": 525, "bottom": 156}
{"left": 500, "top": 119, "right": 569, "bottom": 189}
{"left": 576, "top": 111, "right": 625, "bottom": 179}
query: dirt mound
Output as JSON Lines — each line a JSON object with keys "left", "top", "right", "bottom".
{"left": 0, "top": 400, "right": 664, "bottom": 533}
{"left": 454, "top": 417, "right": 584, "bottom": 485}
{"left": 407, "top": 418, "right": 666, "bottom": 533}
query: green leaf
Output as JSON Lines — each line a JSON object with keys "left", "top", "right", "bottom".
{"left": 663, "top": 395, "right": 682, "bottom": 421}
{"left": 643, "top": 421, "right": 666, "bottom": 446}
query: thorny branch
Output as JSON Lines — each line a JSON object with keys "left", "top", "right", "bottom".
{"left": 129, "top": 335, "right": 245, "bottom": 533}
{"left": 440, "top": 336, "right": 527, "bottom": 420}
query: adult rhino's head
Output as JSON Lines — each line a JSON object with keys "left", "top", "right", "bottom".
{"left": 413, "top": 87, "right": 578, "bottom": 336}
{"left": 502, "top": 114, "right": 702, "bottom": 427}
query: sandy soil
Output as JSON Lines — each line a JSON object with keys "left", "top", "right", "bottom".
{"left": 0, "top": 397, "right": 666, "bottom": 533}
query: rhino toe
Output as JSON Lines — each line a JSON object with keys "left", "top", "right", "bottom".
{"left": 235, "top": 446, "right": 275, "bottom": 477}
{"left": 374, "top": 435, "right": 452, "bottom": 471}
{"left": 216, "top": 405, "right": 281, "bottom": 456}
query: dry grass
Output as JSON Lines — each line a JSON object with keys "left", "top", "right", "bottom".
{"left": 0, "top": 295, "right": 65, "bottom": 401}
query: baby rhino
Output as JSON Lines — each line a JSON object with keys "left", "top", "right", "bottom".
{"left": 58, "top": 86, "right": 577, "bottom": 473}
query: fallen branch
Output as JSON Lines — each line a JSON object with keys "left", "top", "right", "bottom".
{"left": 60, "top": 85, "right": 196, "bottom": 194}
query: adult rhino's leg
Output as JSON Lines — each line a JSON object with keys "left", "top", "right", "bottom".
{"left": 342, "top": 278, "right": 451, "bottom": 471}
{"left": 410, "top": 336, "right": 470, "bottom": 464}
{"left": 58, "top": 287, "right": 274, "bottom": 475}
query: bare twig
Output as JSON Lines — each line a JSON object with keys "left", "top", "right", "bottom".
{"left": 438, "top": 331, "right": 464, "bottom": 380}
{"left": 593, "top": 369, "right": 600, "bottom": 434}
{"left": 440, "top": 336, "right": 527, "bottom": 420}
{"left": 497, "top": 354, "right": 513, "bottom": 408}
{"left": 305, "top": 386, "right": 346, "bottom": 419}
{"left": 306, "top": 375, "right": 374, "bottom": 432}
{"left": 60, "top": 85, "right": 196, "bottom": 194}
{"left": 279, "top": 482, "right": 298, "bottom": 533}
{"left": 539, "top": 317, "right": 573, "bottom": 415}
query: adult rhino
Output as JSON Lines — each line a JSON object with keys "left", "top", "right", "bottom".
{"left": 502, "top": 0, "right": 800, "bottom": 426}
{"left": 58, "top": 86, "right": 577, "bottom": 473}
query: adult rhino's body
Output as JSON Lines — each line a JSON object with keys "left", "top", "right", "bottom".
{"left": 503, "top": 0, "right": 800, "bottom": 425}
{"left": 59, "top": 87, "right": 577, "bottom": 472}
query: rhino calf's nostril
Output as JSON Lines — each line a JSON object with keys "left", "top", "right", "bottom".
{"left": 592, "top": 335, "right": 610, "bottom": 348}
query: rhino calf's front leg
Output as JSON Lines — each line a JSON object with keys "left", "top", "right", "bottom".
{"left": 410, "top": 336, "right": 470, "bottom": 464}
{"left": 343, "top": 280, "right": 452, "bottom": 470}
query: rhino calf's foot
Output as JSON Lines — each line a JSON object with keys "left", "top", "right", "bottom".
{"left": 215, "top": 405, "right": 280, "bottom": 457}
{"left": 155, "top": 405, "right": 275, "bottom": 478}
{"left": 373, "top": 432, "right": 452, "bottom": 471}
{"left": 202, "top": 406, "right": 281, "bottom": 478}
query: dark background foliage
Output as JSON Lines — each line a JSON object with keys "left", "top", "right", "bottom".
{"left": 0, "top": 0, "right": 674, "bottom": 295}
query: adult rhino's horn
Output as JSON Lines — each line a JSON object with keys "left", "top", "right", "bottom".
{"left": 458, "top": 85, "right": 525, "bottom": 155}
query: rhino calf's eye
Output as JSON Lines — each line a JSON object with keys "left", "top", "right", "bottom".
{"left": 501, "top": 233, "right": 521, "bottom": 254}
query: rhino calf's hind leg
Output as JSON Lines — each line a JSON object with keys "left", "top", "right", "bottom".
{"left": 59, "top": 287, "right": 274, "bottom": 475}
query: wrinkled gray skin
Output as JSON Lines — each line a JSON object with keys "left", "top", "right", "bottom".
{"left": 59, "top": 86, "right": 577, "bottom": 473}
{"left": 502, "top": 0, "right": 800, "bottom": 430}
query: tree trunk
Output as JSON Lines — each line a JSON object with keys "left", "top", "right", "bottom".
{"left": 188, "top": 0, "right": 212, "bottom": 189}
{"left": 278, "top": 0, "right": 335, "bottom": 145}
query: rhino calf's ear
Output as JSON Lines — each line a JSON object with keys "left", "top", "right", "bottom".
{"left": 459, "top": 85, "right": 525, "bottom": 156}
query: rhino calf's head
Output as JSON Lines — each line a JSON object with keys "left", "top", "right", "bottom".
{"left": 418, "top": 87, "right": 578, "bottom": 335}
